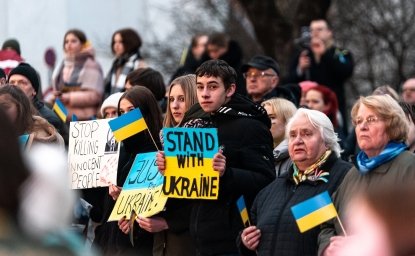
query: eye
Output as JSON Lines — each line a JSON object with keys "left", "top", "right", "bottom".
{"left": 178, "top": 96, "right": 185, "bottom": 102}
{"left": 169, "top": 97, "right": 174, "bottom": 102}
{"left": 196, "top": 85, "right": 204, "bottom": 90}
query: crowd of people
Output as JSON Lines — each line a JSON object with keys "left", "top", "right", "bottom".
{"left": 1, "top": 17, "right": 415, "bottom": 256}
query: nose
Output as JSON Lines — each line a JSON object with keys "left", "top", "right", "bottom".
{"left": 172, "top": 100, "right": 179, "bottom": 109}
{"left": 200, "top": 87, "right": 210, "bottom": 99}
{"left": 291, "top": 134, "right": 304, "bottom": 145}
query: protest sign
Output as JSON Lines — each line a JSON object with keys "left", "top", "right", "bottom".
{"left": 69, "top": 119, "right": 119, "bottom": 189}
{"left": 162, "top": 127, "right": 219, "bottom": 199}
{"left": 108, "top": 152, "right": 168, "bottom": 221}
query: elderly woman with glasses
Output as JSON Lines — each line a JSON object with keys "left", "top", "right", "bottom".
{"left": 238, "top": 108, "right": 351, "bottom": 256}
{"left": 319, "top": 94, "right": 415, "bottom": 256}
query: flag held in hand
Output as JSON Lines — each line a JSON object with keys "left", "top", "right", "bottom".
{"left": 53, "top": 98, "right": 68, "bottom": 122}
{"left": 237, "top": 195, "right": 251, "bottom": 227}
{"left": 291, "top": 191, "right": 337, "bottom": 233}
{"left": 109, "top": 108, "right": 148, "bottom": 142}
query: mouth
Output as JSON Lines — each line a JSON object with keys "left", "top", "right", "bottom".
{"left": 172, "top": 112, "right": 182, "bottom": 117}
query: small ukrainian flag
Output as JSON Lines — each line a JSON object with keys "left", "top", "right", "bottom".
{"left": 53, "top": 98, "right": 68, "bottom": 122}
{"left": 236, "top": 195, "right": 251, "bottom": 227}
{"left": 291, "top": 191, "right": 337, "bottom": 233}
{"left": 108, "top": 108, "right": 148, "bottom": 142}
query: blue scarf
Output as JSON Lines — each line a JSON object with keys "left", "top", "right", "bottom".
{"left": 356, "top": 141, "right": 407, "bottom": 174}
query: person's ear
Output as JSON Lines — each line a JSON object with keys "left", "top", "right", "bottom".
{"left": 226, "top": 84, "right": 236, "bottom": 98}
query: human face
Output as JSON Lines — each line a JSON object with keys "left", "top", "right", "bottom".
{"left": 207, "top": 44, "right": 227, "bottom": 60}
{"left": 169, "top": 84, "right": 186, "bottom": 125}
{"left": 196, "top": 75, "right": 235, "bottom": 114}
{"left": 113, "top": 33, "right": 125, "bottom": 57}
{"left": 192, "top": 35, "right": 208, "bottom": 60}
{"left": 103, "top": 107, "right": 118, "bottom": 119}
{"left": 354, "top": 105, "right": 389, "bottom": 158}
{"left": 305, "top": 89, "right": 327, "bottom": 113}
{"left": 264, "top": 104, "right": 286, "bottom": 147}
{"left": 9, "top": 74, "right": 36, "bottom": 99}
{"left": 64, "top": 33, "right": 83, "bottom": 56}
{"left": 119, "top": 98, "right": 135, "bottom": 115}
{"left": 0, "top": 94, "right": 18, "bottom": 125}
{"left": 402, "top": 79, "right": 415, "bottom": 104}
{"left": 288, "top": 114, "right": 327, "bottom": 170}
{"left": 245, "top": 68, "right": 278, "bottom": 102}
{"left": 310, "top": 20, "right": 332, "bottom": 43}
{"left": 124, "top": 81, "right": 133, "bottom": 91}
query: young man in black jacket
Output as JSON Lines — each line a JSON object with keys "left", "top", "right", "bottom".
{"left": 185, "top": 59, "right": 276, "bottom": 255}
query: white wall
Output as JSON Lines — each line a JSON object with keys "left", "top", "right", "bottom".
{"left": 0, "top": 0, "right": 176, "bottom": 93}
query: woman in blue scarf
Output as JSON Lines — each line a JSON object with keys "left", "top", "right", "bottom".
{"left": 319, "top": 94, "right": 415, "bottom": 256}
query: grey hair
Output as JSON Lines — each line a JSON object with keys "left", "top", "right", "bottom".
{"left": 286, "top": 108, "right": 342, "bottom": 157}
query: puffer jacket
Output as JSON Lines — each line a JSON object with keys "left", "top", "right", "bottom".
{"left": 238, "top": 152, "right": 351, "bottom": 256}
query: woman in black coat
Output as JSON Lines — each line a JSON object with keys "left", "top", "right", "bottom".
{"left": 238, "top": 108, "right": 351, "bottom": 256}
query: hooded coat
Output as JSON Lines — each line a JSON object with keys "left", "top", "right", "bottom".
{"left": 182, "top": 93, "right": 276, "bottom": 255}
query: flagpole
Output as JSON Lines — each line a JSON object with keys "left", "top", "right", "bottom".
{"left": 336, "top": 215, "right": 348, "bottom": 236}
{"left": 146, "top": 129, "right": 160, "bottom": 151}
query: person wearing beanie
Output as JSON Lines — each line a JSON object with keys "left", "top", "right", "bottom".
{"left": 100, "top": 92, "right": 123, "bottom": 118}
{"left": 8, "top": 63, "right": 68, "bottom": 145}
{"left": 0, "top": 38, "right": 23, "bottom": 75}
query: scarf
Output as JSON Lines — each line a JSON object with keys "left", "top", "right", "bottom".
{"left": 356, "top": 141, "right": 407, "bottom": 174}
{"left": 110, "top": 53, "right": 141, "bottom": 92}
{"left": 292, "top": 150, "right": 331, "bottom": 185}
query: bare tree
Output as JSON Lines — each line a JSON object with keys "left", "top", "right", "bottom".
{"left": 331, "top": 0, "right": 415, "bottom": 97}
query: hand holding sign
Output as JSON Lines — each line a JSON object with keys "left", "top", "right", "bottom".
{"left": 156, "top": 151, "right": 166, "bottom": 175}
{"left": 137, "top": 216, "right": 168, "bottom": 233}
{"left": 213, "top": 147, "right": 226, "bottom": 177}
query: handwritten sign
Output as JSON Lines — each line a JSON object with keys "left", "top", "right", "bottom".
{"left": 108, "top": 152, "right": 168, "bottom": 221}
{"left": 68, "top": 119, "right": 119, "bottom": 189}
{"left": 162, "top": 127, "right": 219, "bottom": 199}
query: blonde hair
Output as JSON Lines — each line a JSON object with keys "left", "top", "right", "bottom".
{"left": 261, "top": 98, "right": 297, "bottom": 124}
{"left": 351, "top": 94, "right": 408, "bottom": 142}
{"left": 163, "top": 74, "right": 197, "bottom": 127}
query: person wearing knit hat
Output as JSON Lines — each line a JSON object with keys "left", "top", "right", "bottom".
{"left": 8, "top": 63, "right": 40, "bottom": 98}
{"left": 2, "top": 39, "right": 21, "bottom": 55}
{"left": 0, "top": 39, "right": 23, "bottom": 75}
{"left": 100, "top": 92, "right": 123, "bottom": 118}
{"left": 8, "top": 63, "right": 68, "bottom": 145}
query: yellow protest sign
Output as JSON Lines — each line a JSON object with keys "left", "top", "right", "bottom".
{"left": 108, "top": 152, "right": 167, "bottom": 221}
{"left": 162, "top": 128, "right": 219, "bottom": 199}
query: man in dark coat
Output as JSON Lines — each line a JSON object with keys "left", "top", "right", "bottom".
{"left": 184, "top": 59, "right": 275, "bottom": 255}
{"left": 287, "top": 19, "right": 353, "bottom": 135}
{"left": 8, "top": 63, "right": 68, "bottom": 144}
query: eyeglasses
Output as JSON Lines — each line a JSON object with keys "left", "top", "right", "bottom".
{"left": 243, "top": 71, "right": 275, "bottom": 79}
{"left": 352, "top": 115, "right": 381, "bottom": 127}
{"left": 402, "top": 88, "right": 415, "bottom": 93}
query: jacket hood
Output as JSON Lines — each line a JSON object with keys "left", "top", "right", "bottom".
{"left": 214, "top": 93, "right": 271, "bottom": 128}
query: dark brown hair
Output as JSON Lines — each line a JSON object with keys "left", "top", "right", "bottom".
{"left": 118, "top": 86, "right": 163, "bottom": 141}
{"left": 63, "top": 29, "right": 87, "bottom": 49}
{"left": 0, "top": 85, "right": 36, "bottom": 135}
{"left": 111, "top": 28, "right": 142, "bottom": 56}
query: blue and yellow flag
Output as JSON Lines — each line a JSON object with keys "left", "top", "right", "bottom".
{"left": 53, "top": 98, "right": 68, "bottom": 122}
{"left": 236, "top": 195, "right": 251, "bottom": 227}
{"left": 291, "top": 191, "right": 337, "bottom": 233}
{"left": 108, "top": 108, "right": 147, "bottom": 142}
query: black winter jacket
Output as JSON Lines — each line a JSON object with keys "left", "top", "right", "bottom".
{"left": 238, "top": 152, "right": 351, "bottom": 256}
{"left": 186, "top": 94, "right": 276, "bottom": 255}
